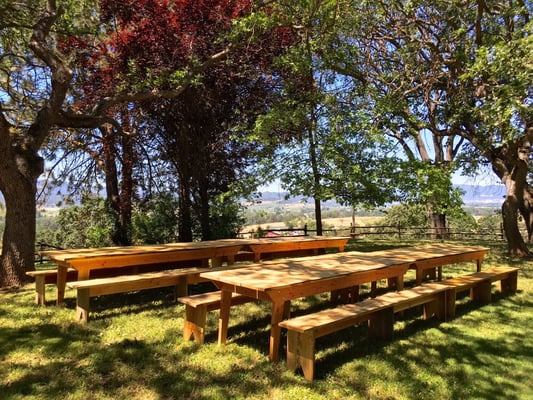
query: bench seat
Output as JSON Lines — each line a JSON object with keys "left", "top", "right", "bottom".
{"left": 279, "top": 283, "right": 449, "bottom": 381}
{"left": 26, "top": 268, "right": 78, "bottom": 305}
{"left": 279, "top": 266, "right": 518, "bottom": 381}
{"left": 439, "top": 266, "right": 518, "bottom": 319}
{"left": 178, "top": 291, "right": 256, "bottom": 344}
{"left": 68, "top": 267, "right": 210, "bottom": 323}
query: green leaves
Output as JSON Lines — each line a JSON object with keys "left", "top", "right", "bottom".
{"left": 462, "top": 27, "right": 533, "bottom": 144}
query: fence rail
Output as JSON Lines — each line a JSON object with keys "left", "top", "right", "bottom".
{"left": 239, "top": 224, "right": 512, "bottom": 242}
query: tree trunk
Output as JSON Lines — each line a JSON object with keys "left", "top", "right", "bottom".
{"left": 501, "top": 171, "right": 532, "bottom": 257}
{"left": 198, "top": 182, "right": 212, "bottom": 241}
{"left": 178, "top": 177, "right": 193, "bottom": 242}
{"left": 519, "top": 185, "right": 533, "bottom": 243}
{"left": 308, "top": 117, "right": 322, "bottom": 236}
{"left": 429, "top": 210, "right": 448, "bottom": 240}
{"left": 0, "top": 120, "right": 43, "bottom": 286}
{"left": 117, "top": 129, "right": 134, "bottom": 245}
{"left": 501, "top": 196, "right": 529, "bottom": 256}
{"left": 0, "top": 181, "right": 38, "bottom": 287}
{"left": 314, "top": 197, "right": 323, "bottom": 236}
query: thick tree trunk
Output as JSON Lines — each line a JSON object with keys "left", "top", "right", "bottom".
{"left": 0, "top": 180, "right": 37, "bottom": 287}
{"left": 519, "top": 186, "right": 533, "bottom": 243}
{"left": 501, "top": 173, "right": 532, "bottom": 257}
{"left": 101, "top": 120, "right": 134, "bottom": 246}
{"left": 490, "top": 138, "right": 532, "bottom": 257}
{"left": 501, "top": 196, "right": 529, "bottom": 256}
{"left": 0, "top": 118, "right": 43, "bottom": 287}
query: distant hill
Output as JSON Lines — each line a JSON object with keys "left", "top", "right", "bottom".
{"left": 256, "top": 184, "right": 507, "bottom": 207}
{"left": 0, "top": 184, "right": 507, "bottom": 208}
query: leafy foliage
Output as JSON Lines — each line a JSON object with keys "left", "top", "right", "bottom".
{"left": 46, "top": 196, "right": 115, "bottom": 248}
{"left": 131, "top": 194, "right": 179, "bottom": 245}
{"left": 381, "top": 203, "right": 429, "bottom": 229}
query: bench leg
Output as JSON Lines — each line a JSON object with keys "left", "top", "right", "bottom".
{"left": 286, "top": 331, "right": 316, "bottom": 381}
{"left": 34, "top": 276, "right": 46, "bottom": 306}
{"left": 368, "top": 307, "right": 394, "bottom": 340}
{"left": 184, "top": 305, "right": 208, "bottom": 344}
{"left": 174, "top": 277, "right": 188, "bottom": 300}
{"left": 501, "top": 271, "right": 518, "bottom": 293}
{"left": 415, "top": 269, "right": 423, "bottom": 285}
{"left": 471, "top": 280, "right": 492, "bottom": 304}
{"left": 423, "top": 292, "right": 446, "bottom": 321}
{"left": 76, "top": 288, "right": 90, "bottom": 323}
{"left": 445, "top": 288, "right": 457, "bottom": 320}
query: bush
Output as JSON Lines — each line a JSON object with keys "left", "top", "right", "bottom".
{"left": 381, "top": 203, "right": 429, "bottom": 228}
{"left": 46, "top": 196, "right": 115, "bottom": 248}
{"left": 131, "top": 194, "right": 179, "bottom": 244}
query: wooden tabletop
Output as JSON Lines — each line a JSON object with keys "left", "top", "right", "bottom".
{"left": 349, "top": 243, "right": 489, "bottom": 261}
{"left": 40, "top": 239, "right": 247, "bottom": 262}
{"left": 200, "top": 250, "right": 408, "bottom": 292}
{"left": 41, "top": 237, "right": 349, "bottom": 263}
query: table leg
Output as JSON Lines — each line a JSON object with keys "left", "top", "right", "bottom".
{"left": 57, "top": 268, "right": 88, "bottom": 305}
{"left": 269, "top": 300, "right": 287, "bottom": 363}
{"left": 396, "top": 273, "right": 405, "bottom": 291}
{"left": 476, "top": 258, "right": 482, "bottom": 272}
{"left": 56, "top": 266, "right": 67, "bottom": 305}
{"left": 217, "top": 290, "right": 232, "bottom": 345}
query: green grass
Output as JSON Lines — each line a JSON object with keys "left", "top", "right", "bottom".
{"left": 1, "top": 239, "right": 532, "bottom": 399}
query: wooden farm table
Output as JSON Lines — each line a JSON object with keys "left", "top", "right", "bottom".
{"left": 234, "top": 236, "right": 350, "bottom": 262}
{"left": 41, "top": 240, "right": 245, "bottom": 305}
{"left": 352, "top": 243, "right": 490, "bottom": 284}
{"left": 200, "top": 251, "right": 411, "bottom": 362}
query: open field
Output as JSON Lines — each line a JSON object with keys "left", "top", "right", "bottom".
{"left": 1, "top": 239, "right": 532, "bottom": 399}
{"left": 242, "top": 216, "right": 384, "bottom": 233}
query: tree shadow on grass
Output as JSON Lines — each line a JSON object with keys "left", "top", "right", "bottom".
{"left": 0, "top": 317, "right": 278, "bottom": 399}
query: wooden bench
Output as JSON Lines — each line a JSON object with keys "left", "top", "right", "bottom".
{"left": 279, "top": 266, "right": 518, "bottom": 381}
{"left": 439, "top": 266, "right": 519, "bottom": 319}
{"left": 67, "top": 267, "right": 211, "bottom": 323}
{"left": 26, "top": 268, "right": 78, "bottom": 306}
{"left": 279, "top": 283, "right": 449, "bottom": 381}
{"left": 178, "top": 291, "right": 256, "bottom": 344}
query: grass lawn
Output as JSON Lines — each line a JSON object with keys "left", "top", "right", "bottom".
{"left": 1, "top": 239, "right": 532, "bottom": 399}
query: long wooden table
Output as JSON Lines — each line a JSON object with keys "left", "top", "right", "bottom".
{"left": 41, "top": 236, "right": 350, "bottom": 305}
{"left": 200, "top": 251, "right": 411, "bottom": 362}
{"left": 234, "top": 236, "right": 349, "bottom": 262}
{"left": 200, "top": 243, "right": 489, "bottom": 362}
{"left": 42, "top": 240, "right": 245, "bottom": 305}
